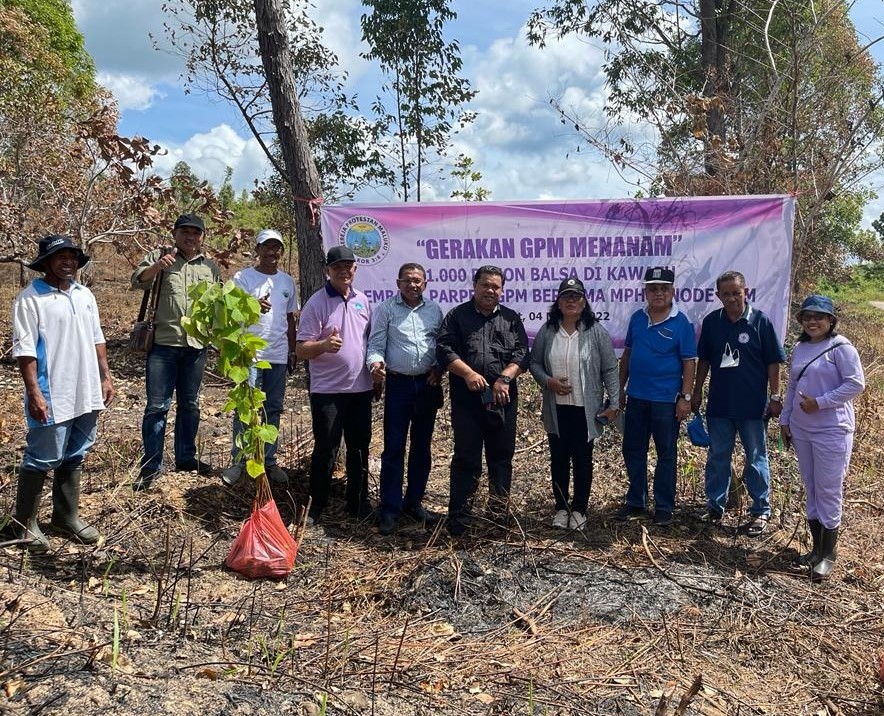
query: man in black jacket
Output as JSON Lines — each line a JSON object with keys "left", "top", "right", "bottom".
{"left": 436, "top": 266, "right": 529, "bottom": 536}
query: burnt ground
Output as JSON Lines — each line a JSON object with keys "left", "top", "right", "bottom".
{"left": 1, "top": 278, "right": 883, "bottom": 716}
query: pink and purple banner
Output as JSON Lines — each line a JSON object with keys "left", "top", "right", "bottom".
{"left": 321, "top": 196, "right": 795, "bottom": 348}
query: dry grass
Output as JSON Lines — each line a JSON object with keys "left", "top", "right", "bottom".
{"left": 0, "top": 277, "right": 882, "bottom": 716}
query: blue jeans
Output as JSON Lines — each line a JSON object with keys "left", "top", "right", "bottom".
{"left": 22, "top": 411, "right": 99, "bottom": 473}
{"left": 379, "top": 374, "right": 439, "bottom": 518}
{"left": 230, "top": 363, "right": 287, "bottom": 467}
{"left": 705, "top": 417, "right": 771, "bottom": 516}
{"left": 141, "top": 344, "right": 208, "bottom": 474}
{"left": 622, "top": 397, "right": 679, "bottom": 512}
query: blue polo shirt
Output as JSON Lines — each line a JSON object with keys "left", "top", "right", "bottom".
{"left": 625, "top": 305, "right": 697, "bottom": 402}
{"left": 697, "top": 304, "right": 785, "bottom": 419}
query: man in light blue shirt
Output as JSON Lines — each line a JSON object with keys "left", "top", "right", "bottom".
{"left": 367, "top": 263, "right": 444, "bottom": 535}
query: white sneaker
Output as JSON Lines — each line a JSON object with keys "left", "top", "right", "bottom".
{"left": 551, "top": 509, "right": 569, "bottom": 529}
{"left": 221, "top": 465, "right": 244, "bottom": 487}
{"left": 266, "top": 464, "right": 288, "bottom": 484}
{"left": 569, "top": 512, "right": 587, "bottom": 530}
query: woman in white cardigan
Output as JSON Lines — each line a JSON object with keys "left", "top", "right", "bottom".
{"left": 529, "top": 277, "right": 620, "bottom": 530}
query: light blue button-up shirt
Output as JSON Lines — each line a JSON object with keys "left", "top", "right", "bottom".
{"left": 366, "top": 292, "right": 443, "bottom": 375}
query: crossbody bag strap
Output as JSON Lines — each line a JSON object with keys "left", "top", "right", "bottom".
{"left": 137, "top": 270, "right": 164, "bottom": 322}
{"left": 795, "top": 342, "right": 846, "bottom": 383}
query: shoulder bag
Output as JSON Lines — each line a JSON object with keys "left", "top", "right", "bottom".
{"left": 128, "top": 270, "right": 163, "bottom": 354}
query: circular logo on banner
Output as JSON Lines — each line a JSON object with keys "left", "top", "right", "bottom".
{"left": 338, "top": 215, "right": 390, "bottom": 265}
{"left": 738, "top": 332, "right": 750, "bottom": 344}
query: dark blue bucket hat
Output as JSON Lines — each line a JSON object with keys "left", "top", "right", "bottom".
{"left": 687, "top": 412, "right": 711, "bottom": 448}
{"left": 27, "top": 234, "right": 90, "bottom": 271}
{"left": 797, "top": 294, "right": 835, "bottom": 318}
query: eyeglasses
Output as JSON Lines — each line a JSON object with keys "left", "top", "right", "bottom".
{"left": 559, "top": 293, "right": 584, "bottom": 302}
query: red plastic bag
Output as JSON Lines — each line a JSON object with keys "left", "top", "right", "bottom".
{"left": 225, "top": 498, "right": 298, "bottom": 579}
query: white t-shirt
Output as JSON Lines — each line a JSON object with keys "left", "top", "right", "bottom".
{"left": 12, "top": 279, "right": 106, "bottom": 427}
{"left": 232, "top": 267, "right": 299, "bottom": 364}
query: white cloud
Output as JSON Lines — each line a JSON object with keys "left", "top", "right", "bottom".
{"left": 97, "top": 72, "right": 161, "bottom": 111}
{"left": 150, "top": 125, "right": 273, "bottom": 192}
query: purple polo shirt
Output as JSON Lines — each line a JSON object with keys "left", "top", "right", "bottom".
{"left": 299, "top": 281, "right": 373, "bottom": 394}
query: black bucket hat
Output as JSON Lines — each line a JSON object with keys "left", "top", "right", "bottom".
{"left": 27, "top": 234, "right": 90, "bottom": 271}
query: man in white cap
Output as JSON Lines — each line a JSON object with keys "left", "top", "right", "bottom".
{"left": 8, "top": 235, "right": 115, "bottom": 551}
{"left": 222, "top": 229, "right": 299, "bottom": 486}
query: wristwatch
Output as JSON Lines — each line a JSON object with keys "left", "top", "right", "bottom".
{"left": 498, "top": 375, "right": 512, "bottom": 384}
{"left": 678, "top": 392, "right": 692, "bottom": 402}
{"left": 769, "top": 394, "right": 782, "bottom": 402}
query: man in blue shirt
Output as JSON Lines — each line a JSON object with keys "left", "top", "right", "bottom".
{"left": 691, "top": 270, "right": 786, "bottom": 535}
{"left": 616, "top": 267, "right": 697, "bottom": 526}
{"left": 367, "top": 263, "right": 444, "bottom": 535}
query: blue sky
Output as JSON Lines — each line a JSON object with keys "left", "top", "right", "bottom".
{"left": 71, "top": 0, "right": 884, "bottom": 226}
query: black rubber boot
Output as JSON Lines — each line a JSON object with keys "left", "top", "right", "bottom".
{"left": 13, "top": 468, "right": 49, "bottom": 552}
{"left": 798, "top": 518, "right": 822, "bottom": 567}
{"left": 50, "top": 464, "right": 100, "bottom": 544}
{"left": 811, "top": 527, "right": 839, "bottom": 583}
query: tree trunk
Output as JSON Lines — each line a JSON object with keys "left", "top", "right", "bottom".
{"left": 699, "top": 0, "right": 732, "bottom": 177}
{"left": 253, "top": 0, "right": 326, "bottom": 301}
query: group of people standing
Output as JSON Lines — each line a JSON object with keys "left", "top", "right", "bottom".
{"left": 7, "top": 217, "right": 866, "bottom": 582}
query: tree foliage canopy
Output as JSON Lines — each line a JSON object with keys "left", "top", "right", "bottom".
{"left": 361, "top": 0, "right": 477, "bottom": 201}
{"left": 527, "top": 0, "right": 884, "bottom": 284}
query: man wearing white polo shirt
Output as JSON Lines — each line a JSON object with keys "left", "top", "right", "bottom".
{"left": 9, "top": 235, "right": 115, "bottom": 552}
{"left": 296, "top": 246, "right": 373, "bottom": 524}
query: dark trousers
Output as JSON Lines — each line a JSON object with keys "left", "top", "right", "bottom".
{"left": 379, "top": 374, "right": 438, "bottom": 518}
{"left": 548, "top": 404, "right": 594, "bottom": 513}
{"left": 622, "top": 397, "right": 679, "bottom": 513}
{"left": 309, "top": 391, "right": 373, "bottom": 515}
{"left": 448, "top": 392, "right": 517, "bottom": 518}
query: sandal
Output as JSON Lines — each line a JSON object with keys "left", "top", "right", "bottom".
{"left": 746, "top": 515, "right": 769, "bottom": 538}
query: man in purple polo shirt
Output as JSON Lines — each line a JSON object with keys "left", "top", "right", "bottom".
{"left": 296, "top": 246, "right": 373, "bottom": 524}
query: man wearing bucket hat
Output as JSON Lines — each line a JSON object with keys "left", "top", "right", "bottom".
{"left": 221, "top": 229, "right": 299, "bottom": 487}
{"left": 296, "top": 245, "right": 374, "bottom": 524}
{"left": 780, "top": 294, "right": 864, "bottom": 582}
{"left": 131, "top": 213, "right": 222, "bottom": 490}
{"left": 8, "top": 235, "right": 115, "bottom": 551}
{"left": 691, "top": 270, "right": 786, "bottom": 535}
{"left": 615, "top": 266, "right": 697, "bottom": 527}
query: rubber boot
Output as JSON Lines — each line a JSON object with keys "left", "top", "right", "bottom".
{"left": 50, "top": 465, "right": 100, "bottom": 544}
{"left": 811, "top": 527, "right": 839, "bottom": 583}
{"left": 798, "top": 518, "right": 822, "bottom": 567}
{"left": 13, "top": 468, "right": 49, "bottom": 552}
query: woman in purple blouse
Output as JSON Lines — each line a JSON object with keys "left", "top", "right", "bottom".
{"left": 780, "top": 295, "right": 865, "bottom": 582}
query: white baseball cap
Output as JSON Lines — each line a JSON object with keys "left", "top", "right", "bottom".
{"left": 256, "top": 228, "right": 284, "bottom": 246}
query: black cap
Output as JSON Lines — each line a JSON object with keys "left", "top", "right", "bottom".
{"left": 173, "top": 213, "right": 205, "bottom": 232}
{"left": 643, "top": 266, "right": 675, "bottom": 284}
{"left": 27, "top": 235, "right": 90, "bottom": 271}
{"left": 326, "top": 245, "right": 356, "bottom": 265}
{"left": 557, "top": 277, "right": 585, "bottom": 297}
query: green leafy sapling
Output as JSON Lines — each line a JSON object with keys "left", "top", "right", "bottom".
{"left": 181, "top": 280, "right": 278, "bottom": 485}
